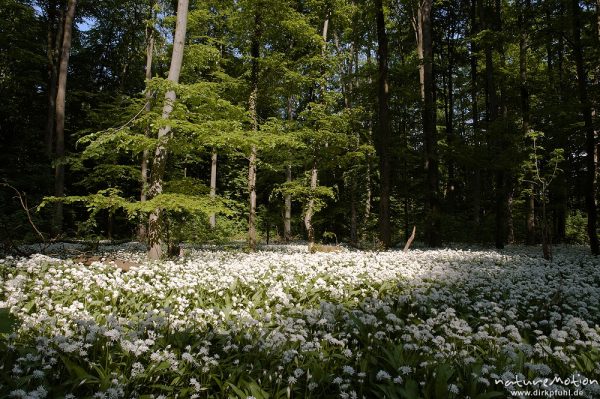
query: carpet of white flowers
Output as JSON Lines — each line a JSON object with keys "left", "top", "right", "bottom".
{"left": 1, "top": 244, "right": 599, "bottom": 399}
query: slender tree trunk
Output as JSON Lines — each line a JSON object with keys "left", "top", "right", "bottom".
{"left": 492, "top": 0, "right": 514, "bottom": 248}
{"left": 304, "top": 160, "right": 318, "bottom": 251}
{"left": 520, "top": 0, "right": 535, "bottom": 245}
{"left": 284, "top": 96, "right": 293, "bottom": 242}
{"left": 418, "top": 0, "right": 440, "bottom": 247}
{"left": 52, "top": 0, "right": 77, "bottom": 234}
{"left": 374, "top": 0, "right": 392, "bottom": 248}
{"left": 139, "top": 14, "right": 155, "bottom": 241}
{"left": 365, "top": 152, "right": 372, "bottom": 222}
{"left": 507, "top": 182, "right": 515, "bottom": 244}
{"left": 147, "top": 0, "right": 189, "bottom": 259}
{"left": 45, "top": 0, "right": 62, "bottom": 158}
{"left": 248, "top": 144, "right": 258, "bottom": 249}
{"left": 482, "top": 0, "right": 504, "bottom": 249}
{"left": 572, "top": 0, "right": 599, "bottom": 255}
{"left": 209, "top": 151, "right": 217, "bottom": 228}
{"left": 247, "top": 13, "right": 261, "bottom": 251}
{"left": 351, "top": 177, "right": 357, "bottom": 244}
{"left": 304, "top": 13, "right": 330, "bottom": 251}
{"left": 365, "top": 48, "right": 373, "bottom": 232}
{"left": 347, "top": 41, "right": 358, "bottom": 245}
{"left": 284, "top": 164, "right": 292, "bottom": 241}
{"left": 445, "top": 30, "right": 456, "bottom": 211}
{"left": 470, "top": 0, "right": 481, "bottom": 229}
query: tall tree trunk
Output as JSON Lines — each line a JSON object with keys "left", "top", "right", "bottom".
{"left": 470, "top": 0, "right": 481, "bottom": 229}
{"left": 498, "top": 5, "right": 513, "bottom": 245}
{"left": 247, "top": 13, "right": 261, "bottom": 251}
{"left": 248, "top": 144, "right": 258, "bottom": 249}
{"left": 304, "top": 13, "right": 330, "bottom": 251}
{"left": 482, "top": 0, "right": 504, "bottom": 249}
{"left": 284, "top": 97, "right": 293, "bottom": 242}
{"left": 553, "top": 3, "right": 569, "bottom": 244}
{"left": 147, "top": 0, "right": 189, "bottom": 259}
{"left": 351, "top": 177, "right": 357, "bottom": 244}
{"left": 52, "top": 0, "right": 77, "bottom": 234}
{"left": 139, "top": 12, "right": 155, "bottom": 241}
{"left": 572, "top": 0, "right": 600, "bottom": 255}
{"left": 418, "top": 0, "right": 440, "bottom": 247}
{"left": 305, "top": 160, "right": 318, "bottom": 251}
{"left": 445, "top": 27, "right": 456, "bottom": 211}
{"left": 210, "top": 151, "right": 217, "bottom": 228}
{"left": 520, "top": 0, "right": 535, "bottom": 245}
{"left": 364, "top": 48, "right": 374, "bottom": 233}
{"left": 45, "top": 0, "right": 62, "bottom": 158}
{"left": 365, "top": 151, "right": 372, "bottom": 223}
{"left": 507, "top": 185, "right": 515, "bottom": 243}
{"left": 374, "top": 0, "right": 392, "bottom": 248}
{"left": 284, "top": 164, "right": 292, "bottom": 241}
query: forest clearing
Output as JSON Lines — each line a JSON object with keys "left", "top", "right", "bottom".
{"left": 1, "top": 244, "right": 600, "bottom": 398}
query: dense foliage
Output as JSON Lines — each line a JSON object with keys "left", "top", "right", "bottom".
{"left": 1, "top": 0, "right": 599, "bottom": 253}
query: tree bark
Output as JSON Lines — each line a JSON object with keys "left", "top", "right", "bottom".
{"left": 418, "top": 0, "right": 441, "bottom": 247}
{"left": 247, "top": 12, "right": 261, "bottom": 251}
{"left": 248, "top": 143, "right": 258, "bottom": 250}
{"left": 365, "top": 151, "right": 372, "bottom": 222}
{"left": 45, "top": 0, "right": 62, "bottom": 158}
{"left": 52, "top": 0, "right": 77, "bottom": 234}
{"left": 284, "top": 97, "right": 293, "bottom": 242}
{"left": 506, "top": 181, "right": 515, "bottom": 244}
{"left": 572, "top": 0, "right": 599, "bottom": 255}
{"left": 139, "top": 11, "right": 155, "bottom": 242}
{"left": 470, "top": 0, "right": 481, "bottom": 229}
{"left": 284, "top": 164, "right": 292, "bottom": 241}
{"left": 374, "top": 0, "right": 392, "bottom": 248}
{"left": 482, "top": 0, "right": 504, "bottom": 249}
{"left": 350, "top": 177, "right": 357, "bottom": 244}
{"left": 210, "top": 149, "right": 217, "bottom": 229}
{"left": 519, "top": 0, "right": 536, "bottom": 245}
{"left": 210, "top": 150, "right": 217, "bottom": 228}
{"left": 147, "top": 0, "right": 189, "bottom": 259}
{"left": 445, "top": 22, "right": 456, "bottom": 211}
{"left": 304, "top": 160, "right": 318, "bottom": 251}
{"left": 303, "top": 13, "right": 330, "bottom": 251}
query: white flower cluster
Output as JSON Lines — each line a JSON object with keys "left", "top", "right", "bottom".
{"left": 0, "top": 245, "right": 599, "bottom": 397}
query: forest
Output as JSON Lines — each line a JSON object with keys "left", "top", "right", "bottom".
{"left": 1, "top": 0, "right": 600, "bottom": 398}
{"left": 0, "top": 0, "right": 597, "bottom": 255}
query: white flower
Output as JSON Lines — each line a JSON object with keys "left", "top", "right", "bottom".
{"left": 9, "top": 390, "right": 27, "bottom": 398}
{"left": 376, "top": 370, "right": 391, "bottom": 381}
{"left": 104, "top": 329, "right": 120, "bottom": 341}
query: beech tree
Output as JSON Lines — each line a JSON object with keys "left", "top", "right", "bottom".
{"left": 52, "top": 0, "right": 77, "bottom": 234}
{"left": 147, "top": 0, "right": 189, "bottom": 259}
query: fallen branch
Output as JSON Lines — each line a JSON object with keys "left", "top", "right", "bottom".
{"left": 403, "top": 226, "right": 416, "bottom": 252}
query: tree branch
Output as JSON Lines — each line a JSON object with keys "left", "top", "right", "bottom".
{"left": 1, "top": 183, "right": 47, "bottom": 243}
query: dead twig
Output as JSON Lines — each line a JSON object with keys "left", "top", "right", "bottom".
{"left": 1, "top": 182, "right": 48, "bottom": 244}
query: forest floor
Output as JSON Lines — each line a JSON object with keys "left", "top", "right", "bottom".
{"left": 1, "top": 244, "right": 599, "bottom": 398}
